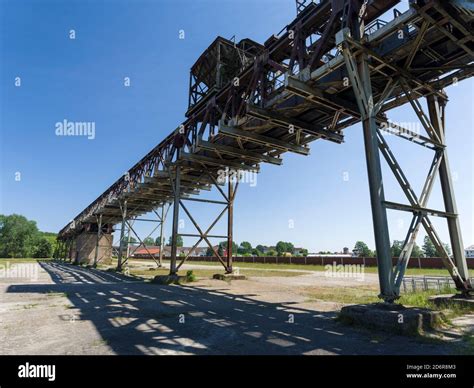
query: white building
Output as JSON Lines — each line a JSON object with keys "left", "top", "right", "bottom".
{"left": 465, "top": 245, "right": 474, "bottom": 259}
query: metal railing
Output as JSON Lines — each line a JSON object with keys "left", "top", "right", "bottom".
{"left": 402, "top": 276, "right": 474, "bottom": 293}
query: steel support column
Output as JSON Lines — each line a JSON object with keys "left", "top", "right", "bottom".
{"left": 340, "top": 26, "right": 395, "bottom": 301}
{"left": 117, "top": 201, "right": 127, "bottom": 272}
{"left": 158, "top": 204, "right": 166, "bottom": 267}
{"left": 169, "top": 165, "right": 181, "bottom": 275}
{"left": 359, "top": 77, "right": 395, "bottom": 301}
{"left": 226, "top": 178, "right": 234, "bottom": 273}
{"left": 427, "top": 95, "right": 471, "bottom": 291}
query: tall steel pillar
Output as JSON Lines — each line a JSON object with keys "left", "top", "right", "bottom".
{"left": 339, "top": 27, "right": 395, "bottom": 301}
{"left": 427, "top": 95, "right": 471, "bottom": 289}
{"left": 359, "top": 54, "right": 394, "bottom": 301}
{"left": 169, "top": 165, "right": 181, "bottom": 275}
{"left": 117, "top": 201, "right": 127, "bottom": 272}
{"left": 226, "top": 178, "right": 234, "bottom": 273}
{"left": 158, "top": 204, "right": 166, "bottom": 267}
{"left": 93, "top": 214, "right": 102, "bottom": 267}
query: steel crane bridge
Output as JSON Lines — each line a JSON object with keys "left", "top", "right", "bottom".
{"left": 56, "top": 0, "right": 474, "bottom": 302}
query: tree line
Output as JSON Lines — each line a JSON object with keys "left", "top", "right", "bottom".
{"left": 353, "top": 237, "right": 451, "bottom": 258}
{"left": 0, "top": 214, "right": 57, "bottom": 258}
{"left": 1, "top": 213, "right": 453, "bottom": 259}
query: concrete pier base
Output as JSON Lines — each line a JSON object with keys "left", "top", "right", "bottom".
{"left": 429, "top": 294, "right": 474, "bottom": 310}
{"left": 75, "top": 231, "right": 113, "bottom": 265}
{"left": 339, "top": 303, "right": 443, "bottom": 335}
{"left": 213, "top": 273, "right": 247, "bottom": 281}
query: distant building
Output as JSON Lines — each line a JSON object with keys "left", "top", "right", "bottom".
{"left": 131, "top": 245, "right": 209, "bottom": 258}
{"left": 343, "top": 247, "right": 349, "bottom": 255}
{"left": 465, "top": 245, "right": 474, "bottom": 259}
{"left": 132, "top": 245, "right": 164, "bottom": 258}
{"left": 292, "top": 247, "right": 306, "bottom": 255}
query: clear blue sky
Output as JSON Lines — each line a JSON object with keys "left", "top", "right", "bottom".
{"left": 1, "top": 0, "right": 473, "bottom": 253}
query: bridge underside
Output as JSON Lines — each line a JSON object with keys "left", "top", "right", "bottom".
{"left": 57, "top": 0, "right": 474, "bottom": 302}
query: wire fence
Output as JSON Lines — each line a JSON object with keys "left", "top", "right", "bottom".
{"left": 401, "top": 276, "right": 474, "bottom": 293}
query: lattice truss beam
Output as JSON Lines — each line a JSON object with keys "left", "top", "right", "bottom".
{"left": 338, "top": 22, "right": 472, "bottom": 300}
{"left": 115, "top": 201, "right": 170, "bottom": 271}
{"left": 55, "top": 0, "right": 474, "bottom": 300}
{"left": 167, "top": 155, "right": 238, "bottom": 275}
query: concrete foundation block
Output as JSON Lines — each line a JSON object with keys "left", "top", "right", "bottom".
{"left": 213, "top": 273, "right": 247, "bottom": 281}
{"left": 339, "top": 303, "right": 443, "bottom": 335}
{"left": 75, "top": 232, "right": 113, "bottom": 265}
{"left": 429, "top": 294, "right": 474, "bottom": 310}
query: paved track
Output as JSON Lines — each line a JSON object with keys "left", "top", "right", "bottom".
{"left": 0, "top": 261, "right": 464, "bottom": 355}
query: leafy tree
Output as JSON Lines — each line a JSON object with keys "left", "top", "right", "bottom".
{"left": 39, "top": 232, "right": 58, "bottom": 256}
{"left": 422, "top": 236, "right": 437, "bottom": 257}
{"left": 238, "top": 241, "right": 252, "bottom": 255}
{"left": 353, "top": 241, "right": 372, "bottom": 257}
{"left": 168, "top": 235, "right": 183, "bottom": 247}
{"left": 391, "top": 240, "right": 423, "bottom": 258}
{"left": 0, "top": 214, "right": 39, "bottom": 258}
{"left": 251, "top": 248, "right": 261, "bottom": 256}
{"left": 390, "top": 240, "right": 404, "bottom": 257}
{"left": 33, "top": 237, "right": 52, "bottom": 258}
{"left": 255, "top": 245, "right": 265, "bottom": 254}
{"left": 444, "top": 243, "right": 451, "bottom": 256}
{"left": 276, "top": 241, "right": 294, "bottom": 256}
{"left": 266, "top": 249, "right": 277, "bottom": 256}
{"left": 155, "top": 235, "right": 165, "bottom": 246}
{"left": 411, "top": 243, "right": 423, "bottom": 258}
{"left": 143, "top": 237, "right": 155, "bottom": 245}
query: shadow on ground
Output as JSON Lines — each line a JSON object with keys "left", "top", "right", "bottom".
{"left": 6, "top": 261, "right": 455, "bottom": 355}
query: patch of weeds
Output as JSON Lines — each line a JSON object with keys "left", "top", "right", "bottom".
{"left": 185, "top": 270, "right": 196, "bottom": 282}
{"left": 23, "top": 304, "right": 38, "bottom": 309}
{"left": 441, "top": 304, "right": 474, "bottom": 323}
{"left": 92, "top": 339, "right": 108, "bottom": 346}
{"left": 399, "top": 287, "right": 472, "bottom": 321}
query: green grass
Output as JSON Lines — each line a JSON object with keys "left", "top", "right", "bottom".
{"left": 0, "top": 258, "right": 53, "bottom": 263}
{"left": 128, "top": 266, "right": 307, "bottom": 280}
{"left": 125, "top": 258, "right": 473, "bottom": 277}
{"left": 304, "top": 284, "right": 473, "bottom": 321}
{"left": 304, "top": 286, "right": 381, "bottom": 305}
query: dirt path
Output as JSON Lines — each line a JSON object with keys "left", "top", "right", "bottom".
{"left": 0, "top": 261, "right": 465, "bottom": 355}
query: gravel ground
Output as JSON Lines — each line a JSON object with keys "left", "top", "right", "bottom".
{"left": 0, "top": 261, "right": 468, "bottom": 355}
